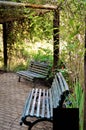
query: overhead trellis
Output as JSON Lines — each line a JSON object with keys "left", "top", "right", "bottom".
{"left": 0, "top": 1, "right": 58, "bottom": 23}
{"left": 0, "top": 1, "right": 60, "bottom": 72}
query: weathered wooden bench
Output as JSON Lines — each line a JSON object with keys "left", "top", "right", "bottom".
{"left": 20, "top": 72, "right": 69, "bottom": 130}
{"left": 16, "top": 61, "right": 50, "bottom": 82}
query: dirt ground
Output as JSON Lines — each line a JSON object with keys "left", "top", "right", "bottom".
{"left": 0, "top": 72, "right": 53, "bottom": 130}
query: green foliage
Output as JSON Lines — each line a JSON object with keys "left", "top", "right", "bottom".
{"left": 28, "top": 11, "right": 53, "bottom": 41}
{"left": 13, "top": 63, "right": 27, "bottom": 72}
{"left": 32, "top": 47, "right": 53, "bottom": 63}
{"left": 60, "top": 0, "right": 85, "bottom": 88}
{"left": 13, "top": 45, "right": 53, "bottom": 71}
{"left": 68, "top": 82, "right": 84, "bottom": 108}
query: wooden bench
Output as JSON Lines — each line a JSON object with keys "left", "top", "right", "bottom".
{"left": 20, "top": 72, "right": 69, "bottom": 130}
{"left": 17, "top": 61, "right": 50, "bottom": 82}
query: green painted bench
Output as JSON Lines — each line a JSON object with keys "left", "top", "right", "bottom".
{"left": 17, "top": 61, "right": 50, "bottom": 82}
{"left": 20, "top": 72, "right": 69, "bottom": 130}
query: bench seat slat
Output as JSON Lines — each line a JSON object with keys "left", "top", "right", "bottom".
{"left": 54, "top": 76, "right": 61, "bottom": 97}
{"left": 54, "top": 75, "right": 62, "bottom": 96}
{"left": 21, "top": 89, "right": 34, "bottom": 118}
{"left": 57, "top": 73, "right": 65, "bottom": 93}
{"left": 36, "top": 89, "right": 42, "bottom": 117}
{"left": 51, "top": 76, "right": 61, "bottom": 108}
{"left": 25, "top": 89, "right": 35, "bottom": 115}
{"left": 17, "top": 71, "right": 46, "bottom": 78}
{"left": 48, "top": 89, "right": 53, "bottom": 118}
{"left": 41, "top": 89, "right": 46, "bottom": 118}
{"left": 30, "top": 69, "right": 48, "bottom": 76}
{"left": 52, "top": 84, "right": 59, "bottom": 108}
{"left": 17, "top": 71, "right": 33, "bottom": 78}
{"left": 30, "top": 89, "right": 38, "bottom": 116}
{"left": 59, "top": 72, "right": 69, "bottom": 91}
{"left": 54, "top": 88, "right": 60, "bottom": 108}
{"left": 46, "top": 90, "right": 50, "bottom": 118}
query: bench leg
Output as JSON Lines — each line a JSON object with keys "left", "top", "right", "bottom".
{"left": 28, "top": 118, "right": 53, "bottom": 130}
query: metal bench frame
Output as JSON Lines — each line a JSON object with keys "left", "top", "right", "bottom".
{"left": 17, "top": 61, "right": 50, "bottom": 82}
{"left": 20, "top": 72, "right": 69, "bottom": 130}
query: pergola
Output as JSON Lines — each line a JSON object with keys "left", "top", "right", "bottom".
{"left": 0, "top": 1, "right": 86, "bottom": 130}
{"left": 0, "top": 1, "right": 60, "bottom": 71}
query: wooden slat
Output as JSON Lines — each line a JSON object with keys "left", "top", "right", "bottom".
{"left": 51, "top": 75, "right": 63, "bottom": 108}
{"left": 36, "top": 89, "right": 42, "bottom": 117}
{"left": 32, "top": 64, "right": 48, "bottom": 69}
{"left": 48, "top": 89, "right": 53, "bottom": 118}
{"left": 54, "top": 75, "right": 61, "bottom": 96}
{"left": 26, "top": 71, "right": 45, "bottom": 77}
{"left": 54, "top": 75, "right": 62, "bottom": 96}
{"left": 17, "top": 71, "right": 45, "bottom": 78}
{"left": 31, "top": 61, "right": 49, "bottom": 68}
{"left": 21, "top": 89, "right": 34, "bottom": 119}
{"left": 25, "top": 89, "right": 35, "bottom": 116}
{"left": 54, "top": 81, "right": 60, "bottom": 108}
{"left": 51, "top": 81, "right": 55, "bottom": 107}
{"left": 52, "top": 83, "right": 59, "bottom": 108}
{"left": 57, "top": 73, "right": 65, "bottom": 93}
{"left": 17, "top": 71, "right": 33, "bottom": 78}
{"left": 31, "top": 66, "right": 48, "bottom": 72}
{"left": 46, "top": 90, "right": 50, "bottom": 118}
{"left": 59, "top": 72, "right": 69, "bottom": 91}
{"left": 41, "top": 89, "right": 46, "bottom": 118}
{"left": 31, "top": 67, "right": 48, "bottom": 73}
{"left": 21, "top": 92, "right": 31, "bottom": 119}
{"left": 30, "top": 88, "right": 38, "bottom": 116}
{"left": 31, "top": 67, "right": 48, "bottom": 71}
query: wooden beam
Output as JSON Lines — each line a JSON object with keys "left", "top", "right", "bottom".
{"left": 0, "top": 1, "right": 58, "bottom": 10}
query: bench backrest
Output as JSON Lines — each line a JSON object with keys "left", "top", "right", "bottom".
{"left": 51, "top": 72, "right": 69, "bottom": 108}
{"left": 28, "top": 61, "right": 50, "bottom": 76}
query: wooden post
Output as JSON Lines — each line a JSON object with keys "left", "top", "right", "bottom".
{"left": 3, "top": 21, "right": 13, "bottom": 71}
{"left": 84, "top": 16, "right": 86, "bottom": 130}
{"left": 53, "top": 9, "right": 60, "bottom": 71}
{"left": 3, "top": 23, "right": 7, "bottom": 71}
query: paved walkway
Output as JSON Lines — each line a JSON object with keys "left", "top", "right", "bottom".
{"left": 0, "top": 72, "right": 52, "bottom": 130}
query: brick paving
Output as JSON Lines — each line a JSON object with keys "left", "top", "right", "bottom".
{"left": 0, "top": 72, "right": 52, "bottom": 130}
